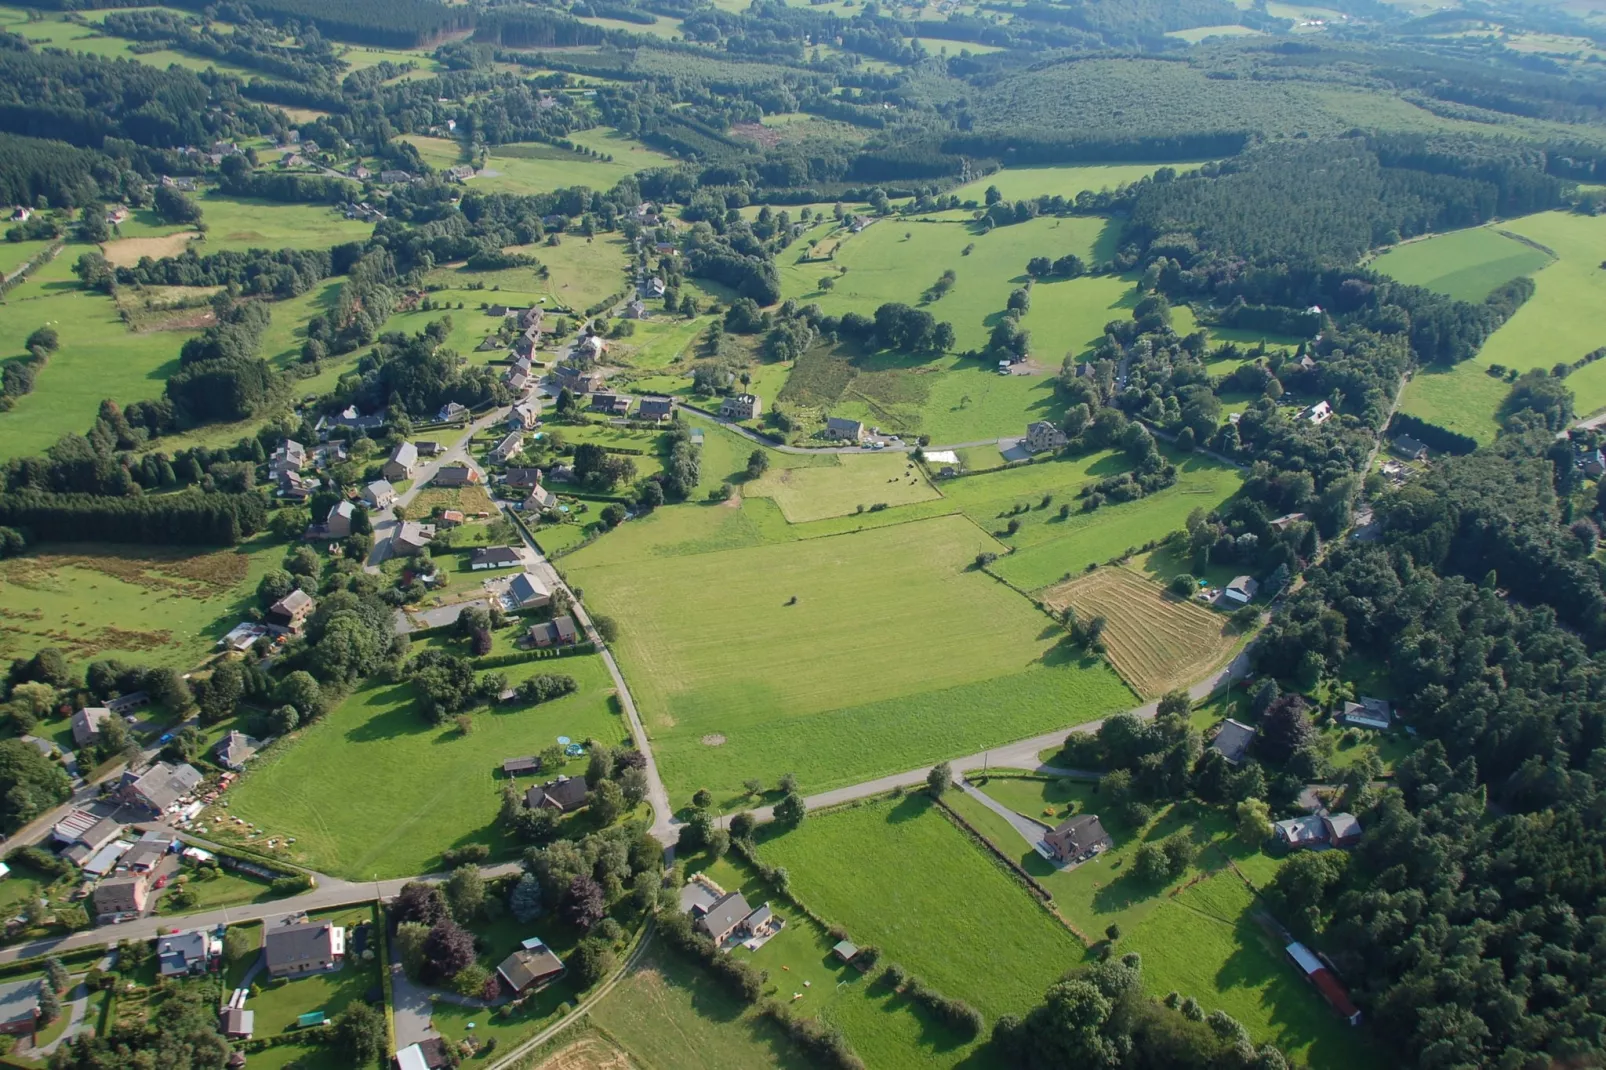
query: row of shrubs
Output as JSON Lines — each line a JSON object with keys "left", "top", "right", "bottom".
{"left": 879, "top": 962, "right": 986, "bottom": 1038}
{"left": 758, "top": 1002, "right": 865, "bottom": 1069}
{"left": 657, "top": 908, "right": 765, "bottom": 1003}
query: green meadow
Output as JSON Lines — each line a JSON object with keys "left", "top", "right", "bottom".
{"left": 401, "top": 133, "right": 673, "bottom": 196}
{"left": 563, "top": 509, "right": 1133, "bottom": 802}
{"left": 1370, "top": 225, "right": 1554, "bottom": 302}
{"left": 1399, "top": 211, "right": 1606, "bottom": 438}
{"left": 949, "top": 161, "right": 1207, "bottom": 204}
{"left": 192, "top": 193, "right": 375, "bottom": 253}
{"left": 225, "top": 653, "right": 628, "bottom": 879}
{"left": 0, "top": 6, "right": 261, "bottom": 78}
{"left": 744, "top": 450, "right": 940, "bottom": 521}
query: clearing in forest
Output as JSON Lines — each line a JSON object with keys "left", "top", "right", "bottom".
{"left": 1039, "top": 567, "right": 1238, "bottom": 698}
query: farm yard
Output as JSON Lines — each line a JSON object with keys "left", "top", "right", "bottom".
{"left": 1039, "top": 567, "right": 1240, "bottom": 698}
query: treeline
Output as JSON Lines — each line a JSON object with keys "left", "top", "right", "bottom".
{"left": 100, "top": 9, "right": 342, "bottom": 87}
{"left": 473, "top": 10, "right": 618, "bottom": 49}
{"left": 112, "top": 243, "right": 357, "bottom": 297}
{"left": 166, "top": 298, "right": 285, "bottom": 426}
{"left": 165, "top": 0, "right": 469, "bottom": 48}
{"left": 0, "top": 133, "right": 110, "bottom": 209}
{"left": 0, "top": 489, "right": 266, "bottom": 545}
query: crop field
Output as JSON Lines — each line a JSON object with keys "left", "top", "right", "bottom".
{"left": 1399, "top": 211, "right": 1606, "bottom": 438}
{"left": 0, "top": 538, "right": 281, "bottom": 672}
{"left": 224, "top": 653, "right": 627, "bottom": 878}
{"left": 191, "top": 194, "right": 375, "bottom": 253}
{"left": 743, "top": 451, "right": 940, "bottom": 521}
{"left": 1039, "top": 567, "right": 1238, "bottom": 697}
{"left": 757, "top": 794, "right": 1085, "bottom": 1020}
{"left": 100, "top": 231, "right": 198, "bottom": 267}
{"left": 945, "top": 776, "right": 1370, "bottom": 1069}
{"left": 949, "top": 162, "right": 1206, "bottom": 205}
{"left": 1370, "top": 225, "right": 1554, "bottom": 302}
{"left": 563, "top": 511, "right": 1133, "bottom": 801}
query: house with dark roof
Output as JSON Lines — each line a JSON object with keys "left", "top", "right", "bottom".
{"left": 504, "top": 467, "right": 544, "bottom": 489}
{"left": 720, "top": 394, "right": 762, "bottom": 421}
{"left": 589, "top": 392, "right": 633, "bottom": 416}
{"left": 158, "top": 928, "right": 218, "bottom": 977}
{"left": 266, "top": 589, "right": 314, "bottom": 634}
{"left": 382, "top": 442, "right": 419, "bottom": 481}
{"left": 502, "top": 756, "right": 542, "bottom": 776}
{"left": 120, "top": 831, "right": 171, "bottom": 872}
{"left": 490, "top": 433, "right": 524, "bottom": 463}
{"left": 220, "top": 1006, "right": 254, "bottom": 1039}
{"left": 1023, "top": 420, "right": 1068, "bottom": 454}
{"left": 120, "top": 762, "right": 203, "bottom": 814}
{"left": 472, "top": 546, "right": 522, "bottom": 570}
{"left": 71, "top": 707, "right": 112, "bottom": 748}
{"left": 637, "top": 396, "right": 675, "bottom": 421}
{"left": 496, "top": 942, "right": 566, "bottom": 994}
{"left": 525, "top": 775, "right": 588, "bottom": 812}
{"left": 1391, "top": 435, "right": 1428, "bottom": 461}
{"left": 1043, "top": 814, "right": 1112, "bottom": 863}
{"left": 394, "top": 1037, "right": 453, "bottom": 1070}
{"left": 214, "top": 730, "right": 261, "bottom": 771}
{"left": 1211, "top": 719, "right": 1257, "bottom": 765}
{"left": 825, "top": 417, "right": 865, "bottom": 442}
{"left": 94, "top": 875, "right": 149, "bottom": 922}
{"left": 0, "top": 979, "right": 41, "bottom": 1037}
{"left": 263, "top": 918, "right": 346, "bottom": 977}
{"left": 528, "top": 615, "right": 577, "bottom": 647}
{"left": 433, "top": 466, "right": 479, "bottom": 488}
{"left": 693, "top": 891, "right": 753, "bottom": 943}
{"left": 1341, "top": 697, "right": 1392, "bottom": 730}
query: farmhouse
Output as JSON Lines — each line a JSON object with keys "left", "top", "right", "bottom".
{"left": 120, "top": 762, "right": 203, "bottom": 814}
{"left": 214, "top": 730, "right": 261, "bottom": 771}
{"left": 525, "top": 775, "right": 588, "bottom": 812}
{"left": 393, "top": 523, "right": 435, "bottom": 556}
{"left": 1023, "top": 420, "right": 1069, "bottom": 454}
{"left": 524, "top": 484, "right": 558, "bottom": 513}
{"left": 362, "top": 480, "right": 398, "bottom": 509}
{"left": 157, "top": 928, "right": 218, "bottom": 977}
{"left": 502, "top": 756, "right": 542, "bottom": 776}
{"left": 720, "top": 393, "right": 762, "bottom": 420}
{"left": 323, "top": 501, "right": 356, "bottom": 539}
{"left": 589, "top": 392, "right": 633, "bottom": 416}
{"left": 1341, "top": 697, "right": 1393, "bottom": 730}
{"left": 507, "top": 572, "right": 552, "bottom": 611}
{"left": 1210, "top": 719, "right": 1257, "bottom": 765}
{"left": 826, "top": 417, "right": 866, "bottom": 443}
{"left": 383, "top": 442, "right": 419, "bottom": 481}
{"left": 528, "top": 615, "right": 578, "bottom": 647}
{"left": 0, "top": 980, "right": 41, "bottom": 1037}
{"left": 1043, "top": 814, "right": 1113, "bottom": 863}
{"left": 1286, "top": 942, "right": 1362, "bottom": 1025}
{"left": 263, "top": 918, "right": 346, "bottom": 977}
{"left": 472, "top": 547, "right": 523, "bottom": 570}
{"left": 71, "top": 706, "right": 113, "bottom": 747}
{"left": 1391, "top": 436, "right": 1429, "bottom": 461}
{"left": 94, "top": 875, "right": 149, "bottom": 922}
{"left": 121, "top": 831, "right": 172, "bottom": 872}
{"left": 508, "top": 402, "right": 542, "bottom": 431}
{"left": 433, "top": 466, "right": 479, "bottom": 488}
{"left": 266, "top": 589, "right": 314, "bottom": 633}
{"left": 637, "top": 396, "right": 675, "bottom": 421}
{"left": 1222, "top": 576, "right": 1259, "bottom": 605}
{"left": 1304, "top": 400, "right": 1333, "bottom": 425}
{"left": 490, "top": 433, "right": 524, "bottom": 463}
{"left": 496, "top": 942, "right": 566, "bottom": 994}
{"left": 1273, "top": 815, "right": 1329, "bottom": 849}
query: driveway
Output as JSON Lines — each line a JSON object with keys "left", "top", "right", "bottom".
{"left": 407, "top": 599, "right": 492, "bottom": 631}
{"left": 390, "top": 962, "right": 438, "bottom": 1049}
{"left": 957, "top": 779, "right": 1052, "bottom": 857}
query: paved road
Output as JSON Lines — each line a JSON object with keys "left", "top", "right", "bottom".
{"left": 956, "top": 779, "right": 1051, "bottom": 853}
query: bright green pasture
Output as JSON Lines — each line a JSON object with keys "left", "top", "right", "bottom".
{"left": 744, "top": 450, "right": 939, "bottom": 521}
{"left": 0, "top": 7, "right": 260, "bottom": 77}
{"left": 564, "top": 510, "right": 1133, "bottom": 801}
{"left": 225, "top": 654, "right": 627, "bottom": 879}
{"left": 950, "top": 162, "right": 1205, "bottom": 204}
{"left": 0, "top": 239, "right": 52, "bottom": 279}
{"left": 757, "top": 794, "right": 1085, "bottom": 1020}
{"left": 1370, "top": 225, "right": 1554, "bottom": 302}
{"left": 191, "top": 193, "right": 374, "bottom": 253}
{"left": 437, "top": 233, "right": 631, "bottom": 313}
{"left": 401, "top": 134, "right": 669, "bottom": 196}
{"left": 568, "top": 127, "right": 677, "bottom": 170}
{"left": 982, "top": 453, "right": 1244, "bottom": 590}
{"left": 0, "top": 536, "right": 281, "bottom": 673}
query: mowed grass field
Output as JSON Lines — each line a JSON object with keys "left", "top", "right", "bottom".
{"left": 1370, "top": 225, "right": 1554, "bottom": 301}
{"left": 1040, "top": 567, "right": 1239, "bottom": 697}
{"left": 949, "top": 162, "right": 1207, "bottom": 204}
{"left": 757, "top": 795, "right": 1085, "bottom": 1020}
{"left": 743, "top": 451, "right": 939, "bottom": 521}
{"left": 1399, "top": 211, "right": 1606, "bottom": 438}
{"left": 401, "top": 133, "right": 672, "bottom": 195}
{"left": 192, "top": 193, "right": 375, "bottom": 253}
{"left": 563, "top": 511, "right": 1133, "bottom": 802}
{"left": 225, "top": 653, "right": 627, "bottom": 878}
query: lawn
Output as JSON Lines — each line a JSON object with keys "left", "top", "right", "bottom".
{"left": 742, "top": 451, "right": 939, "bottom": 522}
{"left": 1039, "top": 567, "right": 1241, "bottom": 698}
{"left": 223, "top": 653, "right": 627, "bottom": 879}
{"left": 563, "top": 511, "right": 1134, "bottom": 803}
{"left": 425, "top": 234, "right": 631, "bottom": 318}
{"left": 189, "top": 193, "right": 375, "bottom": 254}
{"left": 1370, "top": 225, "right": 1554, "bottom": 302}
{"left": 159, "top": 867, "right": 282, "bottom": 913}
{"left": 0, "top": 537, "right": 283, "bottom": 673}
{"left": 1398, "top": 211, "right": 1606, "bottom": 435}
{"left": 756, "top": 794, "right": 1085, "bottom": 1020}
{"left": 247, "top": 906, "right": 381, "bottom": 1035}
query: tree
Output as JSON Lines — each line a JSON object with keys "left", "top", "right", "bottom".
{"left": 420, "top": 918, "right": 476, "bottom": 983}
{"left": 568, "top": 937, "right": 616, "bottom": 988}
{"left": 1156, "top": 689, "right": 1190, "bottom": 719}
{"left": 745, "top": 449, "right": 769, "bottom": 480}
{"left": 927, "top": 761, "right": 953, "bottom": 795}
{"left": 592, "top": 615, "right": 619, "bottom": 643}
{"left": 509, "top": 872, "right": 544, "bottom": 923}
{"left": 1161, "top": 833, "right": 1196, "bottom": 877}
{"left": 197, "top": 660, "right": 243, "bottom": 726}
{"left": 392, "top": 882, "right": 450, "bottom": 927}
{"left": 38, "top": 984, "right": 59, "bottom": 1025}
{"left": 445, "top": 864, "right": 485, "bottom": 921}
{"left": 1131, "top": 842, "right": 1168, "bottom": 884}
{"left": 275, "top": 670, "right": 323, "bottom": 721}
{"left": 1258, "top": 694, "right": 1315, "bottom": 765}
{"left": 591, "top": 779, "right": 625, "bottom": 825}
{"left": 44, "top": 957, "right": 69, "bottom": 994}
{"left": 774, "top": 790, "right": 807, "bottom": 825}
{"left": 1235, "top": 798, "right": 1274, "bottom": 845}
{"left": 562, "top": 874, "right": 606, "bottom": 931}
{"left": 730, "top": 811, "right": 756, "bottom": 839}
{"left": 332, "top": 1002, "right": 387, "bottom": 1067}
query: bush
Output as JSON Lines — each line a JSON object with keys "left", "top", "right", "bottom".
{"left": 271, "top": 873, "right": 314, "bottom": 896}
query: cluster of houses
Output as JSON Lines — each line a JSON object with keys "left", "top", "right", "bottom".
{"left": 269, "top": 438, "right": 347, "bottom": 502}
{"left": 342, "top": 201, "right": 387, "bottom": 223}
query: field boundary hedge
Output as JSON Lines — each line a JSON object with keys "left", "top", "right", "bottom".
{"left": 1388, "top": 411, "right": 1478, "bottom": 455}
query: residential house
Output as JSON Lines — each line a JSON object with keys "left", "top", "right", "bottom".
{"left": 1580, "top": 446, "right": 1606, "bottom": 479}
{"left": 637, "top": 396, "right": 674, "bottom": 421}
{"left": 266, "top": 589, "right": 314, "bottom": 633}
{"left": 513, "top": 333, "right": 540, "bottom": 360}
{"left": 692, "top": 891, "right": 753, "bottom": 943}
{"left": 214, "top": 731, "right": 261, "bottom": 771}
{"left": 382, "top": 442, "right": 419, "bottom": 481}
{"left": 553, "top": 365, "right": 603, "bottom": 394}
{"left": 496, "top": 943, "right": 566, "bottom": 995}
{"left": 1273, "top": 815, "right": 1328, "bottom": 849}
{"left": 1390, "top": 435, "right": 1429, "bottom": 461}
{"left": 120, "top": 831, "right": 171, "bottom": 872}
{"left": 826, "top": 417, "right": 865, "bottom": 443}
{"left": 263, "top": 918, "right": 346, "bottom": 977}
{"left": 71, "top": 706, "right": 113, "bottom": 748}
{"left": 471, "top": 546, "right": 522, "bottom": 570}
{"left": 276, "top": 469, "right": 318, "bottom": 501}
{"left": 518, "top": 307, "right": 544, "bottom": 330}
{"left": 438, "top": 510, "right": 465, "bottom": 528}
{"left": 433, "top": 466, "right": 479, "bottom": 488}
{"left": 394, "top": 1038, "right": 452, "bottom": 1070}
{"left": 220, "top": 1007, "right": 254, "bottom": 1039}
{"left": 720, "top": 393, "right": 762, "bottom": 421}
{"left": 447, "top": 165, "right": 474, "bottom": 182}
{"left": 502, "top": 756, "right": 542, "bottom": 776}
{"left": 523, "top": 484, "right": 558, "bottom": 513}
{"left": 324, "top": 500, "right": 356, "bottom": 539}
{"left": 1022, "top": 420, "right": 1068, "bottom": 454}
{"left": 1222, "top": 576, "right": 1259, "bottom": 605}
{"left": 349, "top": 165, "right": 371, "bottom": 180}
{"left": 507, "top": 572, "right": 551, "bottom": 611}
{"left": 504, "top": 467, "right": 544, "bottom": 489}
{"left": 314, "top": 405, "right": 384, "bottom": 438}
{"left": 416, "top": 441, "right": 443, "bottom": 458}
{"left": 1286, "top": 942, "right": 1361, "bottom": 1026}
{"left": 1341, "top": 697, "right": 1392, "bottom": 731}
{"left": 528, "top": 615, "right": 577, "bottom": 647}
{"left": 1269, "top": 512, "right": 1308, "bottom": 532}
{"left": 107, "top": 691, "right": 150, "bottom": 716}
{"left": 119, "top": 762, "right": 203, "bottom": 814}
{"left": 437, "top": 401, "right": 469, "bottom": 423}
{"left": 392, "top": 522, "right": 435, "bottom": 556}
{"left": 281, "top": 153, "right": 305, "bottom": 168}
{"left": 0, "top": 979, "right": 41, "bottom": 1037}
{"left": 94, "top": 875, "right": 149, "bottom": 922}
{"left": 624, "top": 300, "right": 649, "bottom": 320}
{"left": 490, "top": 433, "right": 524, "bottom": 464}
{"left": 1298, "top": 354, "right": 1317, "bottom": 371}
{"left": 1304, "top": 400, "right": 1333, "bottom": 425}
{"left": 1324, "top": 812, "right": 1364, "bottom": 847}
{"left": 504, "top": 368, "right": 530, "bottom": 392}
{"left": 578, "top": 335, "right": 608, "bottom": 362}
{"left": 508, "top": 401, "right": 542, "bottom": 431}
{"left": 1043, "top": 814, "right": 1113, "bottom": 863}
{"left": 525, "top": 775, "right": 588, "bottom": 812}
{"left": 1211, "top": 719, "right": 1257, "bottom": 765}
{"left": 158, "top": 928, "right": 219, "bottom": 977}
{"left": 647, "top": 277, "right": 666, "bottom": 298}
{"left": 379, "top": 170, "right": 412, "bottom": 184}
{"left": 269, "top": 439, "right": 306, "bottom": 479}
{"left": 8, "top": 206, "right": 30, "bottom": 224}
{"left": 589, "top": 392, "right": 632, "bottom": 416}
{"left": 362, "top": 479, "right": 398, "bottom": 510}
